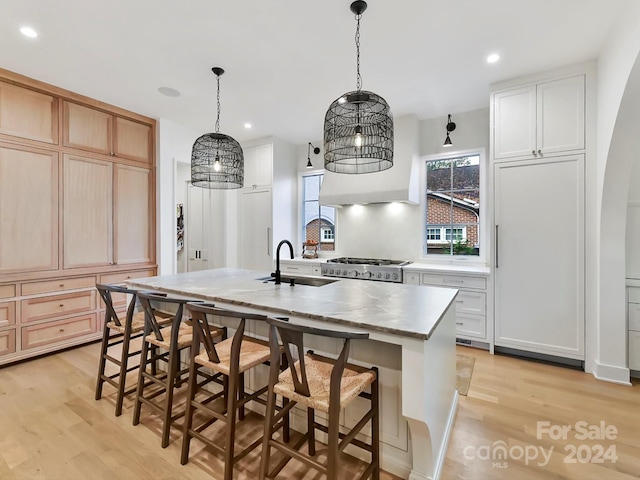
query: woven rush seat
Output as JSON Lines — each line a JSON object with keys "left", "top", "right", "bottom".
{"left": 107, "top": 311, "right": 171, "bottom": 335}
{"left": 260, "top": 318, "right": 380, "bottom": 480}
{"left": 274, "top": 353, "right": 376, "bottom": 414}
{"left": 195, "top": 336, "right": 271, "bottom": 375}
{"left": 95, "top": 283, "right": 158, "bottom": 417}
{"left": 133, "top": 292, "right": 212, "bottom": 448}
{"left": 181, "top": 303, "right": 290, "bottom": 480}
{"left": 145, "top": 321, "right": 193, "bottom": 349}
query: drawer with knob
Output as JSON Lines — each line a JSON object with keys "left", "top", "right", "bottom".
{"left": 455, "top": 313, "right": 486, "bottom": 339}
{"left": 99, "top": 269, "right": 155, "bottom": 308}
{"left": 0, "top": 329, "right": 16, "bottom": 356}
{"left": 420, "top": 273, "right": 486, "bottom": 290}
{"left": 0, "top": 301, "right": 16, "bottom": 328}
{"left": 455, "top": 291, "right": 486, "bottom": 316}
{"left": 21, "top": 313, "right": 97, "bottom": 350}
{"left": 22, "top": 276, "right": 96, "bottom": 296}
{"left": 0, "top": 284, "right": 16, "bottom": 299}
{"left": 21, "top": 290, "right": 96, "bottom": 324}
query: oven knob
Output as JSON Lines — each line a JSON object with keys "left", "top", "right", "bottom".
{"left": 363, "top": 271, "right": 372, "bottom": 279}
{"left": 329, "top": 269, "right": 335, "bottom": 274}
{"left": 384, "top": 273, "right": 390, "bottom": 280}
{"left": 392, "top": 273, "right": 398, "bottom": 280}
{"left": 342, "top": 270, "right": 348, "bottom": 275}
{"left": 350, "top": 270, "right": 358, "bottom": 277}
{"left": 376, "top": 272, "right": 382, "bottom": 279}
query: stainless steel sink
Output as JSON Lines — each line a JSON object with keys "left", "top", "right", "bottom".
{"left": 258, "top": 276, "right": 338, "bottom": 287}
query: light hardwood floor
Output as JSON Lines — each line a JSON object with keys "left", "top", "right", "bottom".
{"left": 0, "top": 342, "right": 638, "bottom": 479}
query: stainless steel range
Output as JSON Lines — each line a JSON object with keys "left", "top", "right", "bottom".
{"left": 321, "top": 257, "right": 412, "bottom": 283}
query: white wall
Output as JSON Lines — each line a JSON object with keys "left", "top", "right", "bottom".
{"left": 333, "top": 108, "right": 489, "bottom": 261}
{"left": 593, "top": 2, "right": 640, "bottom": 383}
{"left": 157, "top": 118, "right": 201, "bottom": 274}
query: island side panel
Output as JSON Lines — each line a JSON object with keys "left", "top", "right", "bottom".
{"left": 402, "top": 300, "right": 458, "bottom": 480}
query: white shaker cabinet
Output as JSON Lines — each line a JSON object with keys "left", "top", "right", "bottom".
{"left": 404, "top": 266, "right": 490, "bottom": 345}
{"left": 627, "top": 286, "right": 640, "bottom": 372}
{"left": 493, "top": 155, "right": 584, "bottom": 360}
{"left": 493, "top": 75, "right": 585, "bottom": 161}
{"left": 237, "top": 139, "right": 296, "bottom": 271}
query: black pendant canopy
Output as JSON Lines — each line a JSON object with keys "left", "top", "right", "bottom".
{"left": 191, "top": 67, "right": 244, "bottom": 189}
{"left": 323, "top": 0, "right": 393, "bottom": 174}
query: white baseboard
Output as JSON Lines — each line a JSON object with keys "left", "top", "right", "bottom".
{"left": 593, "top": 361, "right": 632, "bottom": 385}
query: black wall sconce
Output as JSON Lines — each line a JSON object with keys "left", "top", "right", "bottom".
{"left": 443, "top": 114, "right": 456, "bottom": 147}
{"left": 307, "top": 142, "right": 320, "bottom": 168}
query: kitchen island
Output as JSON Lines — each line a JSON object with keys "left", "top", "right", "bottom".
{"left": 129, "top": 268, "right": 458, "bottom": 480}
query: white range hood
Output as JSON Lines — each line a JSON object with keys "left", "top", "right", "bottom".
{"left": 319, "top": 114, "right": 420, "bottom": 206}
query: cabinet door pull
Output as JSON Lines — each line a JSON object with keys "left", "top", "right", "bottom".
{"left": 456, "top": 322, "right": 464, "bottom": 326}
{"left": 267, "top": 228, "right": 271, "bottom": 256}
{"left": 537, "top": 149, "right": 542, "bottom": 156}
{"left": 495, "top": 224, "right": 499, "bottom": 268}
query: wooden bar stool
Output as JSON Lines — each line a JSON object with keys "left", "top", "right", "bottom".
{"left": 94, "top": 283, "right": 171, "bottom": 417}
{"left": 132, "top": 292, "right": 218, "bottom": 448}
{"left": 260, "top": 318, "right": 380, "bottom": 480}
{"left": 181, "top": 302, "right": 290, "bottom": 480}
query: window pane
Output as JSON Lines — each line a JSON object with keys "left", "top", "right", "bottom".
{"left": 452, "top": 155, "right": 480, "bottom": 192}
{"left": 425, "top": 154, "right": 481, "bottom": 257}
{"left": 304, "top": 174, "right": 321, "bottom": 201}
{"left": 426, "top": 159, "right": 452, "bottom": 192}
{"left": 302, "top": 173, "right": 336, "bottom": 252}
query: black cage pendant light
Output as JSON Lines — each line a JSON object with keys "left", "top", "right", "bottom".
{"left": 191, "top": 67, "right": 244, "bottom": 189}
{"left": 323, "top": 0, "right": 393, "bottom": 174}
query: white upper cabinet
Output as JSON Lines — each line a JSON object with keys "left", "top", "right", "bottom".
{"left": 493, "top": 75, "right": 584, "bottom": 161}
{"left": 243, "top": 143, "right": 273, "bottom": 189}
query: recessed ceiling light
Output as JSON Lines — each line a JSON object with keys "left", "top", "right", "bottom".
{"left": 20, "top": 26, "right": 38, "bottom": 38}
{"left": 244, "top": 123, "right": 252, "bottom": 129}
{"left": 487, "top": 53, "right": 500, "bottom": 64}
{"left": 158, "top": 87, "right": 180, "bottom": 97}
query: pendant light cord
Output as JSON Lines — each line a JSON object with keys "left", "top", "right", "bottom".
{"left": 355, "top": 11, "right": 362, "bottom": 91}
{"left": 215, "top": 74, "right": 221, "bottom": 133}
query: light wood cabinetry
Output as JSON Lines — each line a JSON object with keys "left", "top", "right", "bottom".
{"left": 0, "top": 301, "right": 16, "bottom": 327}
{"left": 405, "top": 267, "right": 490, "bottom": 344}
{"left": 238, "top": 139, "right": 296, "bottom": 270}
{"left": 0, "top": 330, "right": 16, "bottom": 356}
{"left": 63, "top": 155, "right": 113, "bottom": 268}
{"left": 22, "top": 313, "right": 97, "bottom": 350}
{"left": 0, "top": 80, "right": 58, "bottom": 144}
{"left": 0, "top": 68, "right": 157, "bottom": 366}
{"left": 63, "top": 101, "right": 152, "bottom": 163}
{"left": 114, "top": 164, "right": 153, "bottom": 264}
{"left": 0, "top": 143, "right": 59, "bottom": 274}
{"left": 493, "top": 75, "right": 584, "bottom": 161}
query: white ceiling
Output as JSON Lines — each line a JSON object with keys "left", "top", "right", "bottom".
{"left": 0, "top": 0, "right": 630, "bottom": 145}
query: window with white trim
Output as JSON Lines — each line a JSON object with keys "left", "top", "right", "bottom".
{"left": 425, "top": 154, "right": 480, "bottom": 256}
{"left": 302, "top": 173, "right": 336, "bottom": 251}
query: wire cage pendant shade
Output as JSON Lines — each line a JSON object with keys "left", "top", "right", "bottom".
{"left": 191, "top": 67, "right": 244, "bottom": 189}
{"left": 323, "top": 1, "right": 393, "bottom": 174}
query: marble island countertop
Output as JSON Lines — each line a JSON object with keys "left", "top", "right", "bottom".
{"left": 128, "top": 267, "right": 457, "bottom": 340}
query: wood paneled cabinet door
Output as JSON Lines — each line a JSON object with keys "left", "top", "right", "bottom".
{"left": 114, "top": 164, "right": 153, "bottom": 265}
{"left": 0, "top": 80, "right": 58, "bottom": 144}
{"left": 0, "top": 143, "right": 58, "bottom": 274}
{"left": 63, "top": 154, "right": 113, "bottom": 268}
{"left": 63, "top": 101, "right": 152, "bottom": 163}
